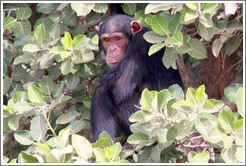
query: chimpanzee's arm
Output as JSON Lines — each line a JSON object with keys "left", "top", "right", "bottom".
{"left": 90, "top": 86, "right": 117, "bottom": 141}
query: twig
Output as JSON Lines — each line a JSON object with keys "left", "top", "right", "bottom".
{"left": 190, "top": 135, "right": 203, "bottom": 141}
{"left": 183, "top": 144, "right": 210, "bottom": 148}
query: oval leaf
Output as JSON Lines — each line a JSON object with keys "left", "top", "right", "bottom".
{"left": 28, "top": 85, "right": 44, "bottom": 105}
{"left": 148, "top": 43, "right": 165, "bottom": 56}
{"left": 187, "top": 38, "right": 207, "bottom": 59}
{"left": 14, "top": 130, "right": 33, "bottom": 145}
{"left": 72, "top": 134, "right": 93, "bottom": 160}
{"left": 3, "top": 17, "right": 15, "bottom": 29}
{"left": 71, "top": 3, "right": 95, "bottom": 16}
{"left": 23, "top": 44, "right": 40, "bottom": 53}
{"left": 145, "top": 3, "right": 171, "bottom": 14}
{"left": 64, "top": 32, "right": 72, "bottom": 48}
{"left": 143, "top": 31, "right": 165, "bottom": 44}
{"left": 151, "top": 15, "right": 168, "bottom": 36}
{"left": 34, "top": 24, "right": 46, "bottom": 44}
{"left": 30, "top": 114, "right": 48, "bottom": 141}
{"left": 39, "top": 76, "right": 55, "bottom": 95}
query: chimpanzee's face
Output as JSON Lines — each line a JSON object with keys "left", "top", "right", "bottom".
{"left": 100, "top": 32, "right": 129, "bottom": 67}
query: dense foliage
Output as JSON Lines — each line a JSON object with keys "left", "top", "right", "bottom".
{"left": 2, "top": 3, "right": 244, "bottom": 163}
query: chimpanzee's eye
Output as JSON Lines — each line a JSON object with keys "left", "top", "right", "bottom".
{"left": 115, "top": 36, "right": 121, "bottom": 41}
{"left": 103, "top": 38, "right": 110, "bottom": 42}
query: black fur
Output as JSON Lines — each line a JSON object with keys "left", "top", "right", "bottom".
{"left": 91, "top": 14, "right": 183, "bottom": 141}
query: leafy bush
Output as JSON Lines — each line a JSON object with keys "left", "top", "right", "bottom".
{"left": 2, "top": 3, "right": 243, "bottom": 163}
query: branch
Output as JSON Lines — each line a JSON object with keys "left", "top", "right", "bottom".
{"left": 209, "top": 57, "right": 243, "bottom": 96}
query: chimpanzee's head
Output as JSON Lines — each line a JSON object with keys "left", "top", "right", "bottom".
{"left": 95, "top": 14, "right": 142, "bottom": 67}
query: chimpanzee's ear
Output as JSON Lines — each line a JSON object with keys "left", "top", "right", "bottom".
{"left": 95, "top": 25, "right": 100, "bottom": 34}
{"left": 130, "top": 21, "right": 142, "bottom": 35}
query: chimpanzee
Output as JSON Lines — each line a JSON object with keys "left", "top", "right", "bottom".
{"left": 91, "top": 14, "right": 183, "bottom": 141}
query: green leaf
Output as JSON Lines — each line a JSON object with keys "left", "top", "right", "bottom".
{"left": 163, "top": 47, "right": 178, "bottom": 69}
{"left": 69, "top": 120, "right": 87, "bottom": 134}
{"left": 65, "top": 74, "right": 80, "bottom": 90}
{"left": 3, "top": 77, "right": 12, "bottom": 95}
{"left": 166, "top": 31, "right": 183, "bottom": 45}
{"left": 172, "top": 100, "right": 195, "bottom": 112}
{"left": 39, "top": 76, "right": 55, "bottom": 95}
{"left": 14, "top": 130, "right": 33, "bottom": 145}
{"left": 92, "top": 138, "right": 111, "bottom": 148}
{"left": 176, "top": 35, "right": 191, "bottom": 54}
{"left": 60, "top": 59, "right": 73, "bottom": 75}
{"left": 198, "top": 22, "right": 215, "bottom": 42}
{"left": 60, "top": 51, "right": 71, "bottom": 59}
{"left": 72, "top": 35, "right": 88, "bottom": 50}
{"left": 140, "top": 89, "right": 153, "bottom": 108}
{"left": 195, "top": 114, "right": 217, "bottom": 136}
{"left": 49, "top": 46, "right": 65, "bottom": 54}
{"left": 57, "top": 127, "right": 70, "bottom": 149}
{"left": 151, "top": 15, "right": 168, "bottom": 36}
{"left": 195, "top": 85, "right": 206, "bottom": 104}
{"left": 71, "top": 3, "right": 95, "bottom": 16}
{"left": 64, "top": 32, "right": 72, "bottom": 48}
{"left": 203, "top": 126, "right": 225, "bottom": 144}
{"left": 127, "top": 132, "right": 149, "bottom": 145}
{"left": 145, "top": 3, "right": 171, "bottom": 14}
{"left": 82, "top": 97, "right": 92, "bottom": 109}
{"left": 8, "top": 115, "right": 20, "bottom": 131}
{"left": 23, "top": 44, "right": 40, "bottom": 53}
{"left": 202, "top": 3, "right": 219, "bottom": 13}
{"left": 36, "top": 142, "right": 51, "bottom": 155}
{"left": 166, "top": 126, "right": 178, "bottom": 141}
{"left": 56, "top": 110, "right": 80, "bottom": 124}
{"left": 225, "top": 35, "right": 242, "bottom": 56}
{"left": 148, "top": 43, "right": 165, "bottom": 56}
{"left": 30, "top": 114, "right": 48, "bottom": 141}
{"left": 189, "top": 151, "right": 210, "bottom": 163}
{"left": 72, "top": 49, "right": 94, "bottom": 64}
{"left": 202, "top": 99, "right": 224, "bottom": 113}
{"left": 28, "top": 85, "right": 44, "bottom": 105}
{"left": 168, "top": 14, "right": 182, "bottom": 34}
{"left": 3, "top": 17, "right": 15, "bottom": 29}
{"left": 224, "top": 83, "right": 243, "bottom": 104}
{"left": 199, "top": 13, "right": 213, "bottom": 28}
{"left": 176, "top": 120, "right": 194, "bottom": 141}
{"left": 187, "top": 38, "right": 208, "bottom": 59}
{"left": 16, "top": 7, "right": 32, "bottom": 20}
{"left": 13, "top": 19, "right": 31, "bottom": 38}
{"left": 34, "top": 24, "right": 46, "bottom": 44}
{"left": 93, "top": 148, "right": 106, "bottom": 163}
{"left": 122, "top": 3, "right": 136, "bottom": 15}
{"left": 180, "top": 11, "right": 198, "bottom": 24}
{"left": 72, "top": 134, "right": 93, "bottom": 160}
{"left": 105, "top": 147, "right": 113, "bottom": 159}
{"left": 13, "top": 91, "right": 25, "bottom": 103}
{"left": 21, "top": 151, "right": 39, "bottom": 163}
{"left": 143, "top": 31, "right": 165, "bottom": 44}
{"left": 36, "top": 3, "right": 59, "bottom": 14}
{"left": 236, "top": 147, "right": 243, "bottom": 163}
{"left": 221, "top": 144, "right": 237, "bottom": 163}
{"left": 91, "top": 35, "right": 99, "bottom": 45}
{"left": 212, "top": 38, "right": 223, "bottom": 57}
{"left": 13, "top": 53, "right": 33, "bottom": 65}
{"left": 236, "top": 87, "right": 243, "bottom": 117}
{"left": 110, "top": 142, "right": 122, "bottom": 160}
{"left": 218, "top": 108, "right": 236, "bottom": 132}
{"left": 186, "top": 3, "right": 198, "bottom": 11}
{"left": 93, "top": 3, "right": 108, "bottom": 13}
{"left": 222, "top": 135, "right": 234, "bottom": 149}
{"left": 12, "top": 101, "right": 34, "bottom": 113}
{"left": 168, "top": 84, "right": 184, "bottom": 101}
